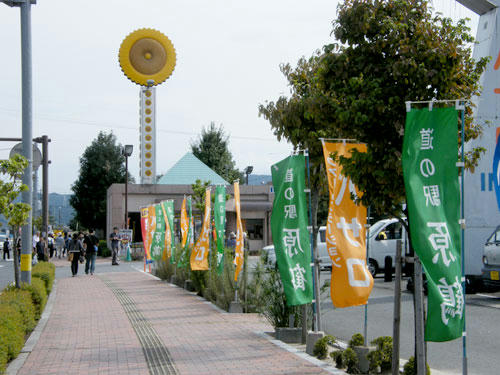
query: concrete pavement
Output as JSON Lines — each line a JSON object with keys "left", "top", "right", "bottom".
{"left": 10, "top": 266, "right": 342, "bottom": 375}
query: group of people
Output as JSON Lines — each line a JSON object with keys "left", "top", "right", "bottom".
{"left": 66, "top": 230, "right": 99, "bottom": 276}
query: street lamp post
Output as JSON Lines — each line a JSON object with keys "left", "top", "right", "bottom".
{"left": 2, "top": 0, "right": 37, "bottom": 283}
{"left": 122, "top": 145, "right": 133, "bottom": 229}
{"left": 244, "top": 166, "right": 253, "bottom": 185}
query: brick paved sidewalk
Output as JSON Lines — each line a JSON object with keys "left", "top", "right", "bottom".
{"left": 16, "top": 270, "right": 337, "bottom": 375}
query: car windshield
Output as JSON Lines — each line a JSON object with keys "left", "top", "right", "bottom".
{"left": 368, "top": 221, "right": 388, "bottom": 238}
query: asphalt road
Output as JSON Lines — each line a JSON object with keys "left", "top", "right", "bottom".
{"left": 319, "top": 272, "right": 500, "bottom": 375}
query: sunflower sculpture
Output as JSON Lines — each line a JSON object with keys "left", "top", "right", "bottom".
{"left": 119, "top": 28, "right": 176, "bottom": 86}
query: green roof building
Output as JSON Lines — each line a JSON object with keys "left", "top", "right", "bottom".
{"left": 157, "top": 152, "right": 229, "bottom": 185}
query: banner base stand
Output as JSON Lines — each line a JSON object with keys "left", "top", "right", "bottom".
{"left": 305, "top": 331, "right": 325, "bottom": 356}
{"left": 229, "top": 301, "right": 243, "bottom": 313}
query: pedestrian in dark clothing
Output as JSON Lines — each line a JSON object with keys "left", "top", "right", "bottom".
{"left": 84, "top": 230, "right": 99, "bottom": 275}
{"left": 3, "top": 238, "right": 10, "bottom": 260}
{"left": 68, "top": 233, "right": 84, "bottom": 276}
{"left": 109, "top": 227, "right": 120, "bottom": 265}
{"left": 36, "top": 238, "right": 45, "bottom": 262}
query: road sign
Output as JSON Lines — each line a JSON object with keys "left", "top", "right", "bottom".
{"left": 9, "top": 142, "right": 42, "bottom": 170}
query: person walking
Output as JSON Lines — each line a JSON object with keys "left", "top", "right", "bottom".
{"left": 36, "top": 237, "right": 45, "bottom": 262}
{"left": 109, "top": 227, "right": 120, "bottom": 266}
{"left": 84, "top": 230, "right": 99, "bottom": 275}
{"left": 55, "top": 233, "right": 65, "bottom": 259}
{"left": 68, "top": 233, "right": 84, "bottom": 277}
{"left": 3, "top": 238, "right": 10, "bottom": 260}
{"left": 48, "top": 233, "right": 55, "bottom": 258}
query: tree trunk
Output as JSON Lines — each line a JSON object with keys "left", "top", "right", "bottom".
{"left": 13, "top": 231, "right": 21, "bottom": 288}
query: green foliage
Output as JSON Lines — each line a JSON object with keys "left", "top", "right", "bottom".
{"left": 322, "top": 0, "right": 487, "bottom": 217}
{"left": 313, "top": 335, "right": 336, "bottom": 359}
{"left": 191, "top": 179, "right": 211, "bottom": 215}
{"left": 367, "top": 336, "right": 393, "bottom": 372}
{"left": 0, "top": 154, "right": 31, "bottom": 229}
{"left": 191, "top": 122, "right": 243, "bottom": 183}
{"left": 331, "top": 350, "right": 344, "bottom": 369}
{"left": 342, "top": 347, "right": 360, "bottom": 374}
{"left": 6, "top": 279, "right": 48, "bottom": 320}
{"left": 98, "top": 240, "right": 111, "bottom": 257}
{"left": 403, "top": 356, "right": 431, "bottom": 375}
{"left": 32, "top": 261, "right": 56, "bottom": 294}
{"left": 0, "top": 304, "right": 24, "bottom": 363}
{"left": 349, "top": 333, "right": 364, "bottom": 348}
{"left": 0, "top": 289, "right": 36, "bottom": 334}
{"left": 70, "top": 131, "right": 133, "bottom": 232}
{"left": 260, "top": 0, "right": 488, "bottom": 220}
{"left": 246, "top": 254, "right": 302, "bottom": 328}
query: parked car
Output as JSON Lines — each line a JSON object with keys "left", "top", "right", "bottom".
{"left": 481, "top": 226, "right": 500, "bottom": 292}
{"left": 367, "top": 218, "right": 409, "bottom": 277}
{"left": 262, "top": 226, "right": 331, "bottom": 270}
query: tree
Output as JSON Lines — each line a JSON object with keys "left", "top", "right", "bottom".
{"left": 0, "top": 154, "right": 31, "bottom": 288}
{"left": 259, "top": 54, "right": 333, "bottom": 249}
{"left": 317, "top": 0, "right": 487, "bottom": 219}
{"left": 70, "top": 132, "right": 132, "bottom": 232}
{"left": 191, "top": 122, "right": 244, "bottom": 183}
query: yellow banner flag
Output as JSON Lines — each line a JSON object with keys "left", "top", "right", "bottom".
{"left": 191, "top": 189, "right": 211, "bottom": 270}
{"left": 160, "top": 202, "right": 172, "bottom": 261}
{"left": 233, "top": 181, "right": 244, "bottom": 281}
{"left": 322, "top": 141, "right": 373, "bottom": 308}
{"left": 180, "top": 196, "right": 188, "bottom": 247}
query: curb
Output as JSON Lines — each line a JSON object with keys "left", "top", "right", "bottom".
{"left": 6, "top": 279, "right": 58, "bottom": 375}
{"left": 255, "top": 331, "right": 347, "bottom": 374}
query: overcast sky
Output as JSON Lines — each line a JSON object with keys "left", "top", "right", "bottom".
{"left": 0, "top": 0, "right": 478, "bottom": 194}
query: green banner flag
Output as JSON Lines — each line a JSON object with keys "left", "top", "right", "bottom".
{"left": 163, "top": 200, "right": 176, "bottom": 264}
{"left": 214, "top": 185, "right": 226, "bottom": 275}
{"left": 271, "top": 154, "right": 313, "bottom": 306}
{"left": 150, "top": 203, "right": 166, "bottom": 261}
{"left": 178, "top": 197, "right": 192, "bottom": 269}
{"left": 402, "top": 107, "right": 463, "bottom": 342}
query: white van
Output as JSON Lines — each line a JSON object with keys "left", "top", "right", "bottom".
{"left": 263, "top": 226, "right": 331, "bottom": 270}
{"left": 367, "top": 218, "right": 408, "bottom": 276}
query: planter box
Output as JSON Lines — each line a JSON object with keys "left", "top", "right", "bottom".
{"left": 353, "top": 345, "right": 376, "bottom": 374}
{"left": 305, "top": 331, "right": 325, "bottom": 356}
{"left": 275, "top": 327, "right": 302, "bottom": 344}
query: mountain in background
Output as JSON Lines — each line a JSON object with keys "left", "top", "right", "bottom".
{"left": 0, "top": 192, "right": 75, "bottom": 230}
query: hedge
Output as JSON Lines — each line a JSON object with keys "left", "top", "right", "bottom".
{"left": 0, "top": 289, "right": 36, "bottom": 334}
{"left": 31, "top": 262, "right": 55, "bottom": 294}
{"left": 0, "top": 264, "right": 54, "bottom": 374}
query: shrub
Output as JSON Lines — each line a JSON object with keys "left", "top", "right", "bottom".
{"left": 330, "top": 350, "right": 344, "bottom": 369}
{"left": 5, "top": 279, "right": 48, "bottom": 320}
{"left": 98, "top": 240, "right": 111, "bottom": 257}
{"left": 247, "top": 253, "right": 302, "bottom": 327}
{"left": 32, "top": 261, "right": 55, "bottom": 294}
{"left": 0, "top": 289, "right": 36, "bottom": 334}
{"left": 403, "top": 356, "right": 431, "bottom": 375}
{"left": 342, "top": 347, "right": 360, "bottom": 374}
{"left": 368, "top": 336, "right": 393, "bottom": 372}
{"left": 0, "top": 304, "right": 24, "bottom": 362}
{"left": 313, "top": 335, "right": 336, "bottom": 359}
{"left": 349, "top": 333, "right": 364, "bottom": 348}
{"left": 0, "top": 340, "right": 8, "bottom": 375}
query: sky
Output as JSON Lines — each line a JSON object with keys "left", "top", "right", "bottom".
{"left": 0, "top": 0, "right": 478, "bottom": 194}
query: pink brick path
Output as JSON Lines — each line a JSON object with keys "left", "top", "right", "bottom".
{"left": 17, "top": 270, "right": 333, "bottom": 374}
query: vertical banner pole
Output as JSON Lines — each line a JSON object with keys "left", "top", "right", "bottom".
{"left": 305, "top": 150, "right": 320, "bottom": 331}
{"left": 460, "top": 105, "right": 468, "bottom": 375}
{"left": 414, "top": 256, "right": 426, "bottom": 375}
{"left": 363, "top": 206, "right": 371, "bottom": 345}
{"left": 392, "top": 239, "right": 402, "bottom": 375}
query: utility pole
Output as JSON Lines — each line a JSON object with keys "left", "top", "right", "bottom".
{"left": 41, "top": 136, "right": 49, "bottom": 247}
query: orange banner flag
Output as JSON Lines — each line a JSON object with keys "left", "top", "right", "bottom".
{"left": 180, "top": 196, "right": 188, "bottom": 247}
{"left": 191, "top": 189, "right": 211, "bottom": 270}
{"left": 233, "top": 181, "right": 244, "bottom": 281}
{"left": 140, "top": 207, "right": 152, "bottom": 260}
{"left": 161, "top": 201, "right": 172, "bottom": 261}
{"left": 322, "top": 141, "right": 373, "bottom": 308}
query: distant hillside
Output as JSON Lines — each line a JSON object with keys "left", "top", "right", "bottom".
{"left": 248, "top": 174, "right": 272, "bottom": 185}
{"left": 0, "top": 192, "right": 75, "bottom": 229}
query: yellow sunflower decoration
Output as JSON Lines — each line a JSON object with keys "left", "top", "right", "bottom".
{"left": 119, "top": 28, "right": 176, "bottom": 86}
